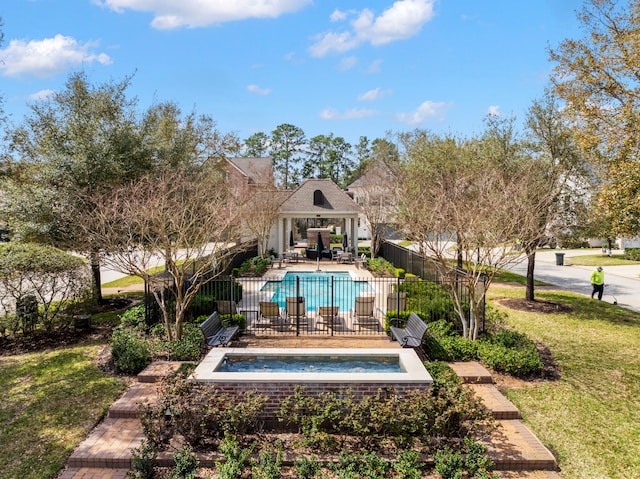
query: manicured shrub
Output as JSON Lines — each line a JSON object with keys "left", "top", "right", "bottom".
{"left": 624, "top": 248, "right": 640, "bottom": 261}
{"left": 110, "top": 326, "right": 151, "bottom": 374}
{"left": 294, "top": 455, "right": 322, "bottom": 479}
{"left": 171, "top": 444, "right": 199, "bottom": 479}
{"left": 238, "top": 256, "right": 270, "bottom": 276}
{"left": 119, "top": 304, "right": 146, "bottom": 330}
{"left": 221, "top": 313, "right": 247, "bottom": 331}
{"left": 215, "top": 435, "right": 252, "bottom": 479}
{"left": 251, "top": 443, "right": 283, "bottom": 479}
{"left": 477, "top": 330, "right": 543, "bottom": 377}
{"left": 128, "top": 439, "right": 157, "bottom": 479}
{"left": 366, "top": 257, "right": 396, "bottom": 276}
{"left": 139, "top": 375, "right": 266, "bottom": 448}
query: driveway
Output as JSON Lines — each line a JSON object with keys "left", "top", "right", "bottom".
{"left": 506, "top": 249, "right": 640, "bottom": 313}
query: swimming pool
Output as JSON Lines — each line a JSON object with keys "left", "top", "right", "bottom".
{"left": 216, "top": 354, "right": 404, "bottom": 373}
{"left": 261, "top": 271, "right": 373, "bottom": 312}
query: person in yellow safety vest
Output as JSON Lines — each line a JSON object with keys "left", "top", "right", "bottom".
{"left": 590, "top": 266, "right": 605, "bottom": 300}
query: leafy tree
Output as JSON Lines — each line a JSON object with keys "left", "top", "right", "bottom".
{"left": 0, "top": 243, "right": 91, "bottom": 333}
{"left": 270, "top": 123, "right": 306, "bottom": 189}
{"left": 3, "top": 72, "right": 148, "bottom": 303}
{"left": 523, "top": 91, "right": 590, "bottom": 300}
{"left": 244, "top": 131, "right": 270, "bottom": 158}
{"left": 550, "top": 0, "right": 640, "bottom": 237}
{"left": 302, "top": 133, "right": 353, "bottom": 187}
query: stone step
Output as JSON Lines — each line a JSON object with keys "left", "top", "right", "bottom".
{"left": 484, "top": 420, "right": 558, "bottom": 471}
{"left": 468, "top": 384, "right": 521, "bottom": 420}
{"left": 136, "top": 360, "right": 186, "bottom": 383}
{"left": 67, "top": 418, "right": 142, "bottom": 469}
{"left": 449, "top": 361, "right": 494, "bottom": 383}
{"left": 109, "top": 382, "right": 158, "bottom": 418}
{"left": 57, "top": 467, "right": 129, "bottom": 479}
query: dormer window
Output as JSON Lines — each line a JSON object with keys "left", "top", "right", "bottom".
{"left": 313, "top": 189, "right": 325, "bottom": 206}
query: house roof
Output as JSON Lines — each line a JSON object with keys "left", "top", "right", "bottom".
{"left": 278, "top": 179, "right": 362, "bottom": 215}
{"left": 227, "top": 157, "right": 273, "bottom": 185}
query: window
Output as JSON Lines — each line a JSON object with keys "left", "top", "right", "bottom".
{"left": 313, "top": 190, "right": 324, "bottom": 206}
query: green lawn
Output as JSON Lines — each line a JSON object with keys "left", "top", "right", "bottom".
{"left": 0, "top": 344, "right": 127, "bottom": 479}
{"left": 563, "top": 253, "right": 640, "bottom": 267}
{"left": 487, "top": 284, "right": 640, "bottom": 479}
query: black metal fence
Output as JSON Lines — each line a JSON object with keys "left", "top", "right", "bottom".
{"left": 380, "top": 241, "right": 485, "bottom": 331}
{"left": 143, "top": 241, "right": 484, "bottom": 336}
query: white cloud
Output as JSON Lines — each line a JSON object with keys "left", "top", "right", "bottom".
{"left": 27, "top": 89, "right": 56, "bottom": 101}
{"left": 396, "top": 100, "right": 447, "bottom": 125}
{"left": 338, "top": 56, "right": 358, "bottom": 71}
{"left": 487, "top": 105, "right": 501, "bottom": 116}
{"left": 367, "top": 59, "right": 383, "bottom": 74}
{"left": 357, "top": 87, "right": 391, "bottom": 102}
{"left": 330, "top": 9, "right": 348, "bottom": 22}
{"left": 247, "top": 84, "right": 272, "bottom": 95}
{"left": 0, "top": 35, "right": 111, "bottom": 78}
{"left": 320, "top": 108, "right": 377, "bottom": 120}
{"left": 100, "top": 0, "right": 312, "bottom": 29}
{"left": 309, "top": 0, "right": 435, "bottom": 57}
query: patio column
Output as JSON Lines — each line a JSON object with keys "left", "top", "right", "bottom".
{"left": 351, "top": 216, "right": 358, "bottom": 253}
{"left": 286, "top": 217, "right": 293, "bottom": 251}
{"left": 277, "top": 217, "right": 284, "bottom": 256}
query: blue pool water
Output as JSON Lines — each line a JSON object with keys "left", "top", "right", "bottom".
{"left": 216, "top": 355, "right": 404, "bottom": 373}
{"left": 261, "top": 272, "right": 373, "bottom": 312}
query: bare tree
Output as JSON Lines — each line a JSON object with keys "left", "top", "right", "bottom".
{"left": 85, "top": 166, "right": 241, "bottom": 340}
{"left": 238, "top": 183, "right": 285, "bottom": 258}
{"left": 397, "top": 131, "right": 554, "bottom": 340}
{"left": 355, "top": 161, "right": 398, "bottom": 258}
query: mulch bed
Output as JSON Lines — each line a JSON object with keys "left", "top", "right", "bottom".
{"left": 0, "top": 297, "right": 136, "bottom": 356}
{"left": 497, "top": 298, "right": 574, "bottom": 315}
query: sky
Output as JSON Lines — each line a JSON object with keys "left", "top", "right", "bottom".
{"left": 0, "top": 0, "right": 586, "bottom": 147}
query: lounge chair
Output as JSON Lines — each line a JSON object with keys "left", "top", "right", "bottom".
{"left": 286, "top": 296, "right": 309, "bottom": 329}
{"left": 317, "top": 306, "right": 339, "bottom": 330}
{"left": 351, "top": 296, "right": 380, "bottom": 331}
{"left": 259, "top": 301, "right": 287, "bottom": 327}
{"left": 216, "top": 300, "right": 237, "bottom": 316}
{"left": 387, "top": 292, "right": 407, "bottom": 313}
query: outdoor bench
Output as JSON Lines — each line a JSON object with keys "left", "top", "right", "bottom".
{"left": 199, "top": 311, "right": 238, "bottom": 347}
{"left": 390, "top": 312, "right": 428, "bottom": 348}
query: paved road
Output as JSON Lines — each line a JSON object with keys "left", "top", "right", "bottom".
{"left": 506, "top": 249, "right": 640, "bottom": 313}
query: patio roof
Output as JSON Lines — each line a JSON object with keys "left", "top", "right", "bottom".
{"left": 278, "top": 179, "right": 362, "bottom": 216}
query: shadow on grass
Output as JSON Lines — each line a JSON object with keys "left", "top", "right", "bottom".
{"left": 524, "top": 289, "right": 640, "bottom": 328}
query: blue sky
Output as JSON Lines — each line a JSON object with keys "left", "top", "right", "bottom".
{"left": 1, "top": 0, "right": 585, "bottom": 146}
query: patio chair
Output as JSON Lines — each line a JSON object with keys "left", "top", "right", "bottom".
{"left": 317, "top": 305, "right": 339, "bottom": 331}
{"left": 286, "top": 296, "right": 310, "bottom": 329}
{"left": 216, "top": 300, "right": 237, "bottom": 316}
{"left": 355, "top": 254, "right": 366, "bottom": 269}
{"left": 351, "top": 296, "right": 380, "bottom": 331}
{"left": 259, "top": 301, "right": 287, "bottom": 328}
{"left": 387, "top": 292, "right": 407, "bottom": 313}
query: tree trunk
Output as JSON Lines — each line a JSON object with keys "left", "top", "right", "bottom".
{"left": 90, "top": 252, "right": 103, "bottom": 304}
{"left": 526, "top": 250, "right": 536, "bottom": 301}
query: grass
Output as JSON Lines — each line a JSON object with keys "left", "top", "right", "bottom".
{"left": 0, "top": 344, "right": 127, "bottom": 479}
{"left": 102, "top": 265, "right": 165, "bottom": 288}
{"left": 487, "top": 283, "right": 640, "bottom": 479}
{"left": 562, "top": 253, "right": 640, "bottom": 267}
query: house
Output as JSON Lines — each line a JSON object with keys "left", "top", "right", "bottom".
{"left": 226, "top": 158, "right": 362, "bottom": 256}
{"left": 346, "top": 162, "right": 399, "bottom": 241}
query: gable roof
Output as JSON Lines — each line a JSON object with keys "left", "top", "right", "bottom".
{"left": 227, "top": 157, "right": 273, "bottom": 185}
{"left": 278, "top": 179, "right": 362, "bottom": 215}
